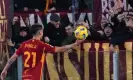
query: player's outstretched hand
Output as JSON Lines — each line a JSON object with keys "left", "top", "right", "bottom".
{"left": 0, "top": 70, "right": 7, "bottom": 80}
{"left": 76, "top": 39, "right": 85, "bottom": 44}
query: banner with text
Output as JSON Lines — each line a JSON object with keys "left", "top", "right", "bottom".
{"left": 0, "top": 0, "right": 9, "bottom": 70}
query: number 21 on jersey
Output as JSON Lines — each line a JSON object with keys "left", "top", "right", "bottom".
{"left": 24, "top": 51, "right": 36, "bottom": 68}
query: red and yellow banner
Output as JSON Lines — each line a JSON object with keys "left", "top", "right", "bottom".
{"left": 0, "top": 0, "right": 9, "bottom": 70}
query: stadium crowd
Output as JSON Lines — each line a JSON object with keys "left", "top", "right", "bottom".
{"left": 11, "top": 0, "right": 133, "bottom": 52}
{"left": 1, "top": 0, "right": 133, "bottom": 80}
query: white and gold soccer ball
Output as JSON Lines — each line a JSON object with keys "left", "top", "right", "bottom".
{"left": 74, "top": 26, "right": 89, "bottom": 40}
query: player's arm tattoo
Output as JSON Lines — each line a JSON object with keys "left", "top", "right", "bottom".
{"left": 3, "top": 54, "right": 18, "bottom": 71}
{"left": 7, "top": 59, "right": 14, "bottom": 65}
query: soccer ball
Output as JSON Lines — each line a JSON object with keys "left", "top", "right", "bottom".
{"left": 74, "top": 26, "right": 89, "bottom": 40}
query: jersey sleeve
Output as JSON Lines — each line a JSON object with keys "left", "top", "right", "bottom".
{"left": 41, "top": 43, "right": 55, "bottom": 53}
{"left": 15, "top": 44, "right": 23, "bottom": 56}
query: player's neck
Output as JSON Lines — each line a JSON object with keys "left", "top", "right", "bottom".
{"left": 32, "top": 36, "right": 41, "bottom": 40}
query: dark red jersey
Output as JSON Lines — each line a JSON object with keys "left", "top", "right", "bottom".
{"left": 16, "top": 39, "right": 55, "bottom": 80}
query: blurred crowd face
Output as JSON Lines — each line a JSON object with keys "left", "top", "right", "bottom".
{"left": 13, "top": 16, "right": 19, "bottom": 24}
{"left": 25, "top": 17, "right": 30, "bottom": 26}
{"left": 65, "top": 25, "right": 73, "bottom": 36}
{"left": 104, "top": 26, "right": 113, "bottom": 37}
{"left": 52, "top": 21, "right": 60, "bottom": 28}
{"left": 101, "top": 19, "right": 108, "bottom": 29}
{"left": 19, "top": 31, "right": 27, "bottom": 37}
{"left": 13, "top": 16, "right": 19, "bottom": 22}
{"left": 125, "top": 16, "right": 133, "bottom": 28}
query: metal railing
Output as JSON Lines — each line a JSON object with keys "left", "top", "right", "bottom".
{"left": 113, "top": 52, "right": 119, "bottom": 80}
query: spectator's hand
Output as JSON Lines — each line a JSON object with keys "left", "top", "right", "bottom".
{"left": 110, "top": 44, "right": 115, "bottom": 52}
{"left": 35, "top": 9, "right": 40, "bottom": 12}
{"left": 97, "top": 30, "right": 104, "bottom": 36}
{"left": 0, "top": 70, "right": 7, "bottom": 80}
{"left": 48, "top": 7, "right": 56, "bottom": 12}
{"left": 77, "top": 20, "right": 90, "bottom": 29}
{"left": 15, "top": 4, "right": 18, "bottom": 7}
{"left": 67, "top": 48, "right": 73, "bottom": 53}
{"left": 117, "top": 13, "right": 127, "bottom": 21}
{"left": 117, "top": 0, "right": 123, "bottom": 8}
{"left": 24, "top": 7, "right": 28, "bottom": 11}
{"left": 83, "top": 20, "right": 90, "bottom": 29}
{"left": 110, "top": 0, "right": 122, "bottom": 15}
{"left": 44, "top": 37, "right": 50, "bottom": 43}
{"left": 7, "top": 39, "right": 15, "bottom": 46}
{"left": 69, "top": 6, "right": 72, "bottom": 10}
{"left": 76, "top": 39, "right": 84, "bottom": 44}
{"left": 126, "top": 18, "right": 133, "bottom": 28}
{"left": 108, "top": 10, "right": 114, "bottom": 16}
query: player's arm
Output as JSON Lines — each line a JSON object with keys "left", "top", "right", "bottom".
{"left": 1, "top": 54, "right": 18, "bottom": 80}
{"left": 55, "top": 40, "right": 84, "bottom": 53}
{"left": 55, "top": 42, "right": 77, "bottom": 53}
{"left": 3, "top": 54, "right": 18, "bottom": 71}
{"left": 43, "top": 40, "right": 84, "bottom": 53}
{"left": 1, "top": 45, "right": 22, "bottom": 80}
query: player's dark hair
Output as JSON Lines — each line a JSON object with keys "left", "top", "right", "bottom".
{"left": 30, "top": 24, "right": 43, "bottom": 35}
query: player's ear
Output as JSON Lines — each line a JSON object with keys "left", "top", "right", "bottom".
{"left": 38, "top": 30, "right": 41, "bottom": 35}
{"left": 39, "top": 30, "right": 43, "bottom": 35}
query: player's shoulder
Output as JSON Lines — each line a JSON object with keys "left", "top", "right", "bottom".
{"left": 35, "top": 40, "right": 45, "bottom": 45}
{"left": 20, "top": 39, "right": 33, "bottom": 47}
{"left": 22, "top": 39, "right": 32, "bottom": 44}
{"left": 43, "top": 42, "right": 54, "bottom": 48}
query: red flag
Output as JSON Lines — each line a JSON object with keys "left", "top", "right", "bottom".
{"left": 44, "top": 0, "right": 52, "bottom": 14}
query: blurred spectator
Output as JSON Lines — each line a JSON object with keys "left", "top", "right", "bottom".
{"left": 12, "top": 16, "right": 20, "bottom": 36}
{"left": 101, "top": 16, "right": 109, "bottom": 29}
{"left": 76, "top": 20, "right": 114, "bottom": 41}
{"left": 60, "top": 15, "right": 70, "bottom": 28}
{"left": 125, "top": 13, "right": 133, "bottom": 29}
{"left": 125, "top": 13, "right": 133, "bottom": 38}
{"left": 128, "top": 0, "right": 133, "bottom": 8}
{"left": 103, "top": 23, "right": 114, "bottom": 40}
{"left": 43, "top": 14, "right": 66, "bottom": 77}
{"left": 108, "top": 7, "right": 133, "bottom": 52}
{"left": 8, "top": 27, "right": 32, "bottom": 49}
{"left": 43, "top": 13, "right": 66, "bottom": 46}
{"left": 44, "top": 0, "right": 56, "bottom": 13}
{"left": 87, "top": 23, "right": 114, "bottom": 41}
{"left": 61, "top": 23, "right": 76, "bottom": 45}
